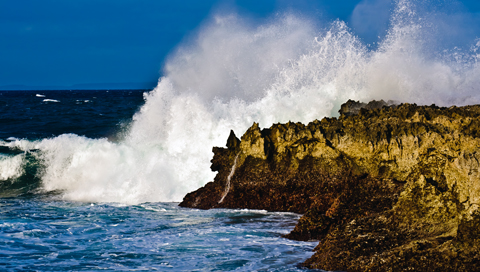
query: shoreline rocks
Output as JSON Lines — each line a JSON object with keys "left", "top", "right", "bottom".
{"left": 180, "top": 100, "right": 480, "bottom": 271}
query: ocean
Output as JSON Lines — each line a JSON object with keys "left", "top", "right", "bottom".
{"left": 1, "top": 0, "right": 480, "bottom": 270}
{"left": 0, "top": 90, "right": 317, "bottom": 271}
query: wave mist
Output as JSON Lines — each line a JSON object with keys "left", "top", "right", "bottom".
{"left": 2, "top": 0, "right": 479, "bottom": 203}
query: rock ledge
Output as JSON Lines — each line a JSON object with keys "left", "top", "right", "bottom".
{"left": 180, "top": 100, "right": 480, "bottom": 271}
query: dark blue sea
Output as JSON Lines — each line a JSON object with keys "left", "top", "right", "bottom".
{"left": 0, "top": 90, "right": 317, "bottom": 271}
{"left": 2, "top": 1, "right": 480, "bottom": 269}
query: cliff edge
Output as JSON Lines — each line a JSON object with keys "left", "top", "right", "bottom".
{"left": 180, "top": 100, "right": 480, "bottom": 271}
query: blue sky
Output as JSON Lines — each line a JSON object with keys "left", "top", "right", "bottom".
{"left": 1, "top": 0, "right": 479, "bottom": 90}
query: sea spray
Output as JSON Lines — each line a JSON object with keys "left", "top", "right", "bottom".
{"left": 2, "top": 0, "right": 479, "bottom": 203}
{"left": 0, "top": 153, "right": 25, "bottom": 181}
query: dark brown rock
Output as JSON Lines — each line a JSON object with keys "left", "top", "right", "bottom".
{"left": 180, "top": 100, "right": 480, "bottom": 271}
{"left": 338, "top": 99, "right": 395, "bottom": 117}
{"left": 226, "top": 130, "right": 241, "bottom": 151}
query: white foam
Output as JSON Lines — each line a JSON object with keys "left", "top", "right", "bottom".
{"left": 0, "top": 154, "right": 25, "bottom": 181}
{"left": 43, "top": 99, "right": 60, "bottom": 103}
{"left": 17, "top": 134, "right": 187, "bottom": 204}
{"left": 36, "top": 94, "right": 45, "bottom": 97}
{"left": 9, "top": 0, "right": 480, "bottom": 204}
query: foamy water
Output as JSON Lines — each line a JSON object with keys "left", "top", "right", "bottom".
{"left": 2, "top": 0, "right": 480, "bottom": 203}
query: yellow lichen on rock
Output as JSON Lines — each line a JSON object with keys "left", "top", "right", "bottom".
{"left": 239, "top": 122, "right": 266, "bottom": 160}
{"left": 181, "top": 100, "right": 480, "bottom": 271}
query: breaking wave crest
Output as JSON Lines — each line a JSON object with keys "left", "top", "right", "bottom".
{"left": 1, "top": 0, "right": 479, "bottom": 203}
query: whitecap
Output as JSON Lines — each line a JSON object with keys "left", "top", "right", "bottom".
{"left": 19, "top": 0, "right": 480, "bottom": 204}
{"left": 0, "top": 154, "right": 25, "bottom": 181}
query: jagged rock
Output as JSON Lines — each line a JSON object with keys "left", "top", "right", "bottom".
{"left": 180, "top": 100, "right": 480, "bottom": 271}
{"left": 338, "top": 99, "right": 395, "bottom": 117}
{"left": 226, "top": 130, "right": 241, "bottom": 151}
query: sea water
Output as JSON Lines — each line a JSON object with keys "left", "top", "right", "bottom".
{"left": 1, "top": 0, "right": 480, "bottom": 270}
{"left": 0, "top": 90, "right": 316, "bottom": 271}
{"left": 0, "top": 90, "right": 317, "bottom": 271}
{"left": 2, "top": 0, "right": 479, "bottom": 204}
{"left": 0, "top": 196, "right": 315, "bottom": 271}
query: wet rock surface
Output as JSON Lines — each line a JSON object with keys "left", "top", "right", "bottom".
{"left": 180, "top": 100, "right": 480, "bottom": 271}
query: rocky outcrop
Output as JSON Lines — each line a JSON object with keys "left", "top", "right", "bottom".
{"left": 180, "top": 100, "right": 480, "bottom": 271}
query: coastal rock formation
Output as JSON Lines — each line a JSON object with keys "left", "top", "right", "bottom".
{"left": 180, "top": 100, "right": 480, "bottom": 271}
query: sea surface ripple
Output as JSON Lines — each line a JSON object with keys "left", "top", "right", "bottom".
{"left": 0, "top": 197, "right": 317, "bottom": 271}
